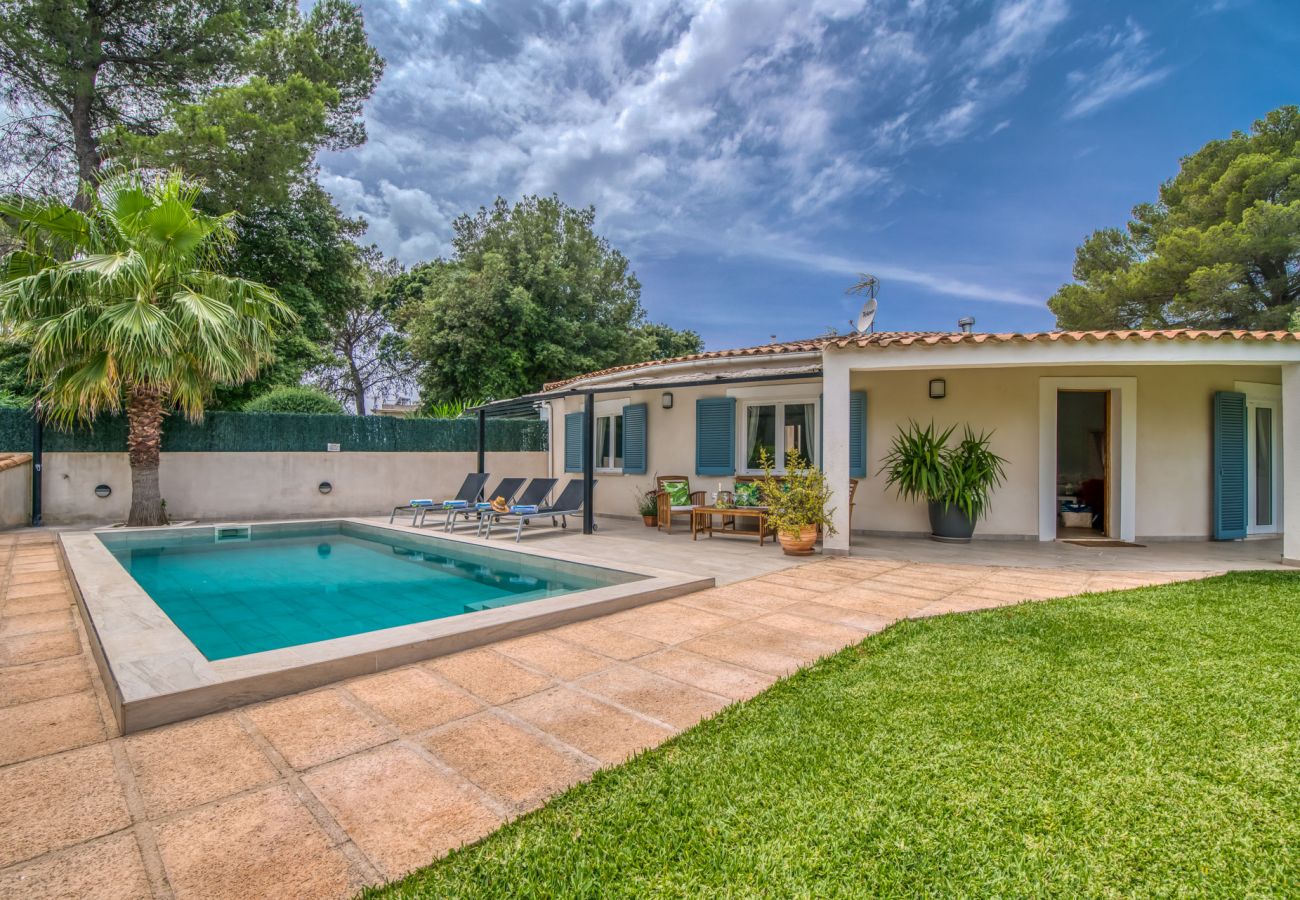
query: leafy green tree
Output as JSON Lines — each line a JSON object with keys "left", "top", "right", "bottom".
{"left": 0, "top": 169, "right": 294, "bottom": 525}
{"left": 637, "top": 321, "right": 704, "bottom": 360}
{"left": 402, "top": 195, "right": 701, "bottom": 403}
{"left": 0, "top": 0, "right": 382, "bottom": 207}
{"left": 1049, "top": 106, "right": 1300, "bottom": 330}
{"left": 242, "top": 385, "right": 342, "bottom": 414}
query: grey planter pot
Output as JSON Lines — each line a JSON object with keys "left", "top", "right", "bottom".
{"left": 927, "top": 500, "right": 976, "bottom": 543}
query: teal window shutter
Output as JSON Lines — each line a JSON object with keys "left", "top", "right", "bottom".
{"left": 1213, "top": 391, "right": 1247, "bottom": 540}
{"left": 849, "top": 391, "right": 867, "bottom": 478}
{"left": 564, "top": 411, "right": 587, "bottom": 473}
{"left": 622, "top": 403, "right": 648, "bottom": 474}
{"left": 695, "top": 397, "right": 736, "bottom": 475}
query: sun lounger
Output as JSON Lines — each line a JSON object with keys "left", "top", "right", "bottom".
{"left": 390, "top": 472, "right": 490, "bottom": 527}
{"left": 444, "top": 477, "right": 526, "bottom": 533}
{"left": 475, "top": 477, "right": 557, "bottom": 537}
{"left": 484, "top": 479, "right": 595, "bottom": 542}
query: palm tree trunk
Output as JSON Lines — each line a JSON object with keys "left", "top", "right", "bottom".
{"left": 126, "top": 384, "right": 168, "bottom": 527}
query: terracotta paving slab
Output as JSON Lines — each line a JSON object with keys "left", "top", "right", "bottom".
{"left": 125, "top": 715, "right": 279, "bottom": 818}
{"left": 423, "top": 712, "right": 597, "bottom": 811}
{"left": 154, "top": 784, "right": 365, "bottom": 900}
{"left": 577, "top": 665, "right": 730, "bottom": 729}
{"left": 423, "top": 648, "right": 553, "bottom": 705}
{"left": 346, "top": 667, "right": 482, "bottom": 734}
{"left": 0, "top": 690, "right": 106, "bottom": 765}
{"left": 0, "top": 743, "right": 132, "bottom": 868}
{"left": 302, "top": 744, "right": 504, "bottom": 881}
{"left": 635, "top": 648, "right": 777, "bottom": 701}
{"left": 245, "top": 689, "right": 390, "bottom": 771}
{"left": 504, "top": 686, "right": 675, "bottom": 764}
{"left": 0, "top": 655, "right": 92, "bottom": 707}
{"left": 0, "top": 531, "right": 1216, "bottom": 898}
{"left": 0, "top": 831, "right": 152, "bottom": 900}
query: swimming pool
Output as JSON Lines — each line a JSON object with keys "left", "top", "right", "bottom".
{"left": 98, "top": 521, "right": 638, "bottom": 661}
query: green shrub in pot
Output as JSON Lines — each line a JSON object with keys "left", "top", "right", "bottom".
{"left": 879, "top": 421, "right": 1007, "bottom": 541}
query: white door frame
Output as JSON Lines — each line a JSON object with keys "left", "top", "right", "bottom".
{"left": 1038, "top": 377, "right": 1137, "bottom": 543}
{"left": 1236, "top": 381, "right": 1284, "bottom": 536}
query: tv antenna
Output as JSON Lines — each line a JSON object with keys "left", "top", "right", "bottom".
{"left": 846, "top": 274, "right": 879, "bottom": 333}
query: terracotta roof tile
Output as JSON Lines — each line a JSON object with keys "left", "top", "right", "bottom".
{"left": 541, "top": 329, "right": 1298, "bottom": 392}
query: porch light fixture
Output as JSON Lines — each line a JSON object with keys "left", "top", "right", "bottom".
{"left": 661, "top": 392, "right": 674, "bottom": 409}
{"left": 94, "top": 484, "right": 111, "bottom": 498}
{"left": 318, "top": 481, "right": 333, "bottom": 494}
{"left": 929, "top": 379, "right": 946, "bottom": 399}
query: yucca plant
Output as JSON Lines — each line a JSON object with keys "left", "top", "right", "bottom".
{"left": 937, "top": 426, "right": 1008, "bottom": 521}
{"left": 878, "top": 420, "right": 955, "bottom": 506}
{"left": 0, "top": 169, "right": 295, "bottom": 526}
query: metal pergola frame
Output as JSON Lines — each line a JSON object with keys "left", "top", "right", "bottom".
{"left": 471, "top": 369, "right": 824, "bottom": 535}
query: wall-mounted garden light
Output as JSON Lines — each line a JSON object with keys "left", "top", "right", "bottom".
{"left": 94, "top": 484, "right": 111, "bottom": 498}
{"left": 661, "top": 392, "right": 674, "bottom": 409}
{"left": 318, "top": 481, "right": 332, "bottom": 494}
{"left": 929, "top": 379, "right": 946, "bottom": 400}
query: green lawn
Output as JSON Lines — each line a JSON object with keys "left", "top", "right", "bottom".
{"left": 371, "top": 572, "right": 1300, "bottom": 898}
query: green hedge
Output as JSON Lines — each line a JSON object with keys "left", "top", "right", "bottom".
{"left": 0, "top": 409, "right": 546, "bottom": 453}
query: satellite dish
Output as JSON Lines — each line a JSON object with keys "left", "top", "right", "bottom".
{"left": 855, "top": 297, "right": 877, "bottom": 334}
{"left": 846, "top": 273, "right": 880, "bottom": 333}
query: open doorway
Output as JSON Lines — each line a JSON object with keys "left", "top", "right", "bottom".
{"left": 1056, "top": 391, "right": 1110, "bottom": 540}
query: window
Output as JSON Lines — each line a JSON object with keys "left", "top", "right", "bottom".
{"left": 595, "top": 413, "right": 623, "bottom": 471}
{"left": 741, "top": 400, "right": 816, "bottom": 473}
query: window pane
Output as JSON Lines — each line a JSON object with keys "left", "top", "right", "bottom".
{"left": 745, "top": 405, "right": 776, "bottom": 470}
{"left": 597, "top": 417, "right": 611, "bottom": 468}
{"left": 1255, "top": 407, "right": 1272, "bottom": 526}
{"left": 784, "top": 403, "right": 815, "bottom": 467}
{"left": 613, "top": 414, "right": 624, "bottom": 468}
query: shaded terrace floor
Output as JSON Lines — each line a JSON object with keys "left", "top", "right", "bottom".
{"left": 1, "top": 526, "right": 1223, "bottom": 899}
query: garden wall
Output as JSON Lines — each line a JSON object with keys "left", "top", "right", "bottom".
{"left": 0, "top": 454, "right": 31, "bottom": 528}
{"left": 0, "top": 410, "right": 550, "bottom": 526}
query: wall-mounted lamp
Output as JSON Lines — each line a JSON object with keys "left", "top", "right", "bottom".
{"left": 94, "top": 484, "right": 112, "bottom": 498}
{"left": 661, "top": 392, "right": 674, "bottom": 409}
{"left": 318, "top": 481, "right": 333, "bottom": 494}
{"left": 929, "top": 379, "right": 946, "bottom": 400}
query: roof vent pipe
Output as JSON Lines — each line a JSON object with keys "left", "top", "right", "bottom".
{"left": 957, "top": 316, "right": 975, "bottom": 334}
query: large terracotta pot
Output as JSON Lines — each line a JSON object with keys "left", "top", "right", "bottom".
{"left": 777, "top": 524, "right": 818, "bottom": 556}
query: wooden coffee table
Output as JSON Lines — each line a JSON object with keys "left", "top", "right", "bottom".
{"left": 691, "top": 506, "right": 771, "bottom": 545}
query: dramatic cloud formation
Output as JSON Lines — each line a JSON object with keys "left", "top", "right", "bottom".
{"left": 316, "top": 0, "right": 1236, "bottom": 339}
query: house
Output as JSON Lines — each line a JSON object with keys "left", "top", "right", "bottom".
{"left": 512, "top": 329, "right": 1299, "bottom": 564}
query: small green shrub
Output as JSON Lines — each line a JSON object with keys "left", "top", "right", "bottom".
{"left": 756, "top": 448, "right": 837, "bottom": 537}
{"left": 242, "top": 386, "right": 344, "bottom": 415}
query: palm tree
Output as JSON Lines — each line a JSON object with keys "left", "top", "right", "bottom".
{"left": 0, "top": 169, "right": 295, "bottom": 525}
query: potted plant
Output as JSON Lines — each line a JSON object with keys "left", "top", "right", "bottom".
{"left": 879, "top": 421, "right": 1007, "bottom": 542}
{"left": 756, "top": 448, "right": 836, "bottom": 555}
{"left": 635, "top": 490, "right": 659, "bottom": 527}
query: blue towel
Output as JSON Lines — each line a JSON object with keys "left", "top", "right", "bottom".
{"left": 408, "top": 499, "right": 434, "bottom": 507}
{"left": 511, "top": 504, "right": 539, "bottom": 514}
{"left": 442, "top": 499, "right": 469, "bottom": 509}
{"left": 475, "top": 502, "right": 493, "bottom": 510}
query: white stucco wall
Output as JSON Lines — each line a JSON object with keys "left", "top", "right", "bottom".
{"left": 0, "top": 455, "right": 31, "bottom": 528}
{"left": 548, "top": 363, "right": 1284, "bottom": 540}
{"left": 38, "top": 451, "right": 549, "bottom": 525}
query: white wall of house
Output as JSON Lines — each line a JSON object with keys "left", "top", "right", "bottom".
{"left": 548, "top": 362, "right": 1286, "bottom": 542}
{"left": 37, "top": 451, "right": 549, "bottom": 525}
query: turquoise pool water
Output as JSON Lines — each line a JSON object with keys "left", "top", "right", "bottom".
{"left": 99, "top": 522, "right": 635, "bottom": 661}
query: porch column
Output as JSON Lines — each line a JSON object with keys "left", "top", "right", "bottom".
{"left": 822, "top": 347, "right": 852, "bottom": 555}
{"left": 1283, "top": 364, "right": 1300, "bottom": 566}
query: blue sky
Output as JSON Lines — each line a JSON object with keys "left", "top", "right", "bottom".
{"left": 320, "top": 0, "right": 1300, "bottom": 348}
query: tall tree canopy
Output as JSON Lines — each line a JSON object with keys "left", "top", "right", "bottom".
{"left": 0, "top": 169, "right": 294, "bottom": 524}
{"left": 399, "top": 195, "right": 703, "bottom": 405}
{"left": 0, "top": 0, "right": 382, "bottom": 207}
{"left": 1049, "top": 106, "right": 1300, "bottom": 331}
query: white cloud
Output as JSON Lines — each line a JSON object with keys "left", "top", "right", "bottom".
{"left": 1064, "top": 20, "right": 1171, "bottom": 119}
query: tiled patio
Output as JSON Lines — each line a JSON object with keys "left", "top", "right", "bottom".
{"left": 0, "top": 528, "right": 1218, "bottom": 899}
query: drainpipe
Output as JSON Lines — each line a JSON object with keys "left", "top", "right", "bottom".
{"left": 582, "top": 391, "right": 595, "bottom": 534}
{"left": 30, "top": 402, "right": 42, "bottom": 527}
